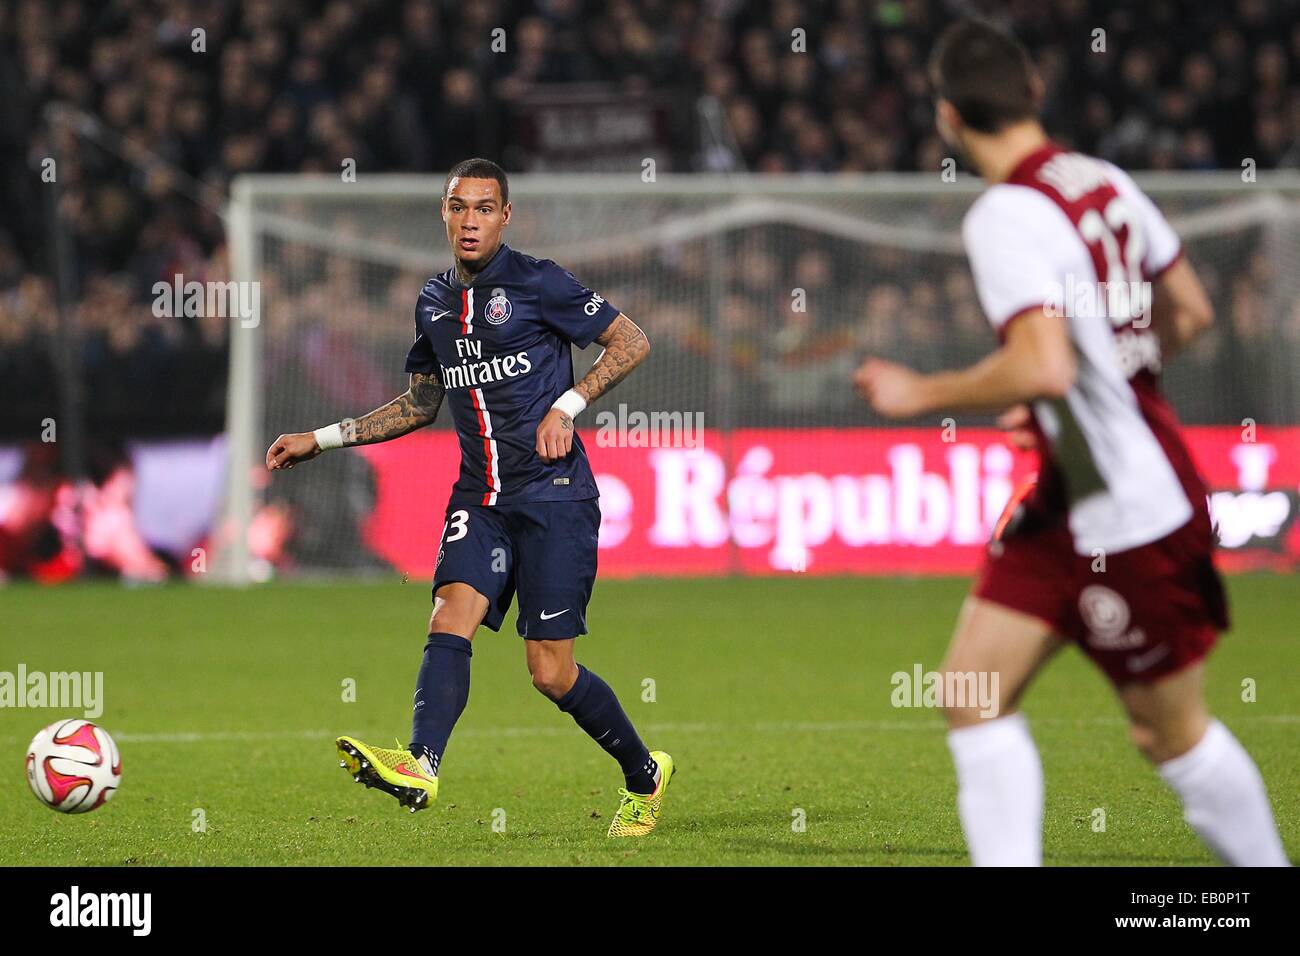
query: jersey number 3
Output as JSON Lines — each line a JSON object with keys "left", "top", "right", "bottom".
{"left": 444, "top": 509, "right": 469, "bottom": 543}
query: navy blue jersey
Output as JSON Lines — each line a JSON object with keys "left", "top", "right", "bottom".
{"left": 405, "top": 243, "right": 618, "bottom": 506}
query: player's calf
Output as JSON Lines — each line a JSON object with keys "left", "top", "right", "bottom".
{"left": 1121, "top": 665, "right": 1289, "bottom": 865}
{"left": 535, "top": 647, "right": 662, "bottom": 800}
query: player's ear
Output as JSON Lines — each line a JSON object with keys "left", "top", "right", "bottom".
{"left": 1028, "top": 71, "right": 1045, "bottom": 109}
{"left": 935, "top": 99, "right": 961, "bottom": 142}
{"left": 501, "top": 200, "right": 511, "bottom": 227}
{"left": 439, "top": 196, "right": 448, "bottom": 222}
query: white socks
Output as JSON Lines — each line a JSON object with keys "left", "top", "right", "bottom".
{"left": 949, "top": 714, "right": 1291, "bottom": 867}
{"left": 947, "top": 712, "right": 1044, "bottom": 866}
{"left": 1158, "top": 719, "right": 1290, "bottom": 867}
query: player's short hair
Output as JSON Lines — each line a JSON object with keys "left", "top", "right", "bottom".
{"left": 444, "top": 158, "right": 509, "bottom": 204}
{"left": 929, "top": 19, "right": 1038, "bottom": 133}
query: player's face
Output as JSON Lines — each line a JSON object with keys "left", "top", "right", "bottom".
{"left": 442, "top": 177, "right": 511, "bottom": 267}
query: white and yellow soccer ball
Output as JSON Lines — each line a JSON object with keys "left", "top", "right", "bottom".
{"left": 25, "top": 719, "right": 122, "bottom": 813}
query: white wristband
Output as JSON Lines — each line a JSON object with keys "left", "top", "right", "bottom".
{"left": 551, "top": 389, "right": 587, "bottom": 420}
{"left": 313, "top": 423, "right": 344, "bottom": 451}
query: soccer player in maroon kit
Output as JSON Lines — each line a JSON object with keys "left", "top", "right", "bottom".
{"left": 857, "top": 20, "right": 1288, "bottom": 866}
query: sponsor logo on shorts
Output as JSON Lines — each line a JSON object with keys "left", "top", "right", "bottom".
{"left": 1079, "top": 585, "right": 1146, "bottom": 650}
{"left": 1127, "top": 643, "right": 1171, "bottom": 673}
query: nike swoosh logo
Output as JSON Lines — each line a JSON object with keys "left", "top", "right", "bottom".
{"left": 1128, "top": 644, "right": 1171, "bottom": 673}
{"left": 539, "top": 609, "right": 569, "bottom": 621}
{"left": 430, "top": 309, "right": 450, "bottom": 321}
{"left": 396, "top": 763, "right": 429, "bottom": 780}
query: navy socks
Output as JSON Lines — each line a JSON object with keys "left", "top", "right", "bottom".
{"left": 407, "top": 639, "right": 654, "bottom": 793}
{"left": 555, "top": 665, "right": 658, "bottom": 794}
{"left": 409, "top": 632, "right": 472, "bottom": 776}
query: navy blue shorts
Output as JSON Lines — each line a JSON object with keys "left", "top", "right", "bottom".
{"left": 432, "top": 498, "right": 600, "bottom": 639}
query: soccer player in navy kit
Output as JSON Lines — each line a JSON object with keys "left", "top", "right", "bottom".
{"left": 266, "top": 158, "right": 674, "bottom": 836}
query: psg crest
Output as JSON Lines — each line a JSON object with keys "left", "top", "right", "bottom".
{"left": 484, "top": 288, "right": 512, "bottom": 325}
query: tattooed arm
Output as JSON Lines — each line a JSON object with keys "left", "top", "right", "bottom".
{"left": 573, "top": 313, "right": 651, "bottom": 406}
{"left": 535, "top": 313, "right": 650, "bottom": 463}
{"left": 344, "top": 372, "right": 446, "bottom": 445}
{"left": 266, "top": 372, "right": 445, "bottom": 470}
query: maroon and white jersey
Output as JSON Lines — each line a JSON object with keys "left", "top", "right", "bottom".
{"left": 962, "top": 143, "right": 1208, "bottom": 555}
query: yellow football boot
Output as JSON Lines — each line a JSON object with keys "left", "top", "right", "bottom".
{"left": 336, "top": 736, "right": 438, "bottom": 812}
{"left": 607, "top": 751, "right": 674, "bottom": 837}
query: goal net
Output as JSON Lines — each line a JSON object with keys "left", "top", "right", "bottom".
{"left": 211, "top": 172, "right": 1300, "bottom": 582}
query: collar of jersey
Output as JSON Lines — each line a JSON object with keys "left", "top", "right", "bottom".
{"left": 449, "top": 242, "right": 511, "bottom": 289}
{"left": 1003, "top": 140, "right": 1062, "bottom": 185}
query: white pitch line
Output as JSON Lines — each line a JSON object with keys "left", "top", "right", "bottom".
{"left": 2, "top": 714, "right": 1296, "bottom": 747}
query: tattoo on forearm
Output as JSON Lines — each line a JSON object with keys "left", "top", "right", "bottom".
{"left": 575, "top": 315, "right": 649, "bottom": 405}
{"left": 343, "top": 372, "right": 445, "bottom": 446}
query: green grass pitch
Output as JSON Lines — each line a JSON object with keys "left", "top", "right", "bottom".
{"left": 1, "top": 575, "right": 1295, "bottom": 866}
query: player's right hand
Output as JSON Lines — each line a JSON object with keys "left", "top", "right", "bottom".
{"left": 266, "top": 432, "right": 322, "bottom": 470}
{"left": 997, "top": 405, "right": 1037, "bottom": 451}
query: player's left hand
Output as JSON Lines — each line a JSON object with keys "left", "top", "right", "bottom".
{"left": 535, "top": 408, "right": 574, "bottom": 463}
{"left": 997, "top": 404, "right": 1038, "bottom": 450}
{"left": 854, "top": 357, "right": 929, "bottom": 419}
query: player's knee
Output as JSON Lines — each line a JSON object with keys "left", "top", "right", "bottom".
{"left": 942, "top": 704, "right": 998, "bottom": 730}
{"left": 530, "top": 669, "right": 567, "bottom": 700}
{"left": 428, "top": 587, "right": 485, "bottom": 639}
{"left": 428, "top": 607, "right": 473, "bottom": 639}
{"left": 530, "top": 671, "right": 564, "bottom": 700}
{"left": 528, "top": 656, "right": 576, "bottom": 701}
{"left": 937, "top": 667, "right": 1008, "bottom": 729}
{"left": 946, "top": 702, "right": 1013, "bottom": 733}
{"left": 1127, "top": 720, "right": 1159, "bottom": 758}
{"left": 1128, "top": 718, "right": 1204, "bottom": 763}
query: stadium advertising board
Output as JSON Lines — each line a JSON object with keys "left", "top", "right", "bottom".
{"left": 358, "top": 426, "right": 1300, "bottom": 577}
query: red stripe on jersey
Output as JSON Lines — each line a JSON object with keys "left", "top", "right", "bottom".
{"left": 469, "top": 388, "right": 498, "bottom": 505}
{"left": 459, "top": 288, "right": 471, "bottom": 335}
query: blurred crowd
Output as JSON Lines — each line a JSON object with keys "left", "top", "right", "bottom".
{"left": 596, "top": 225, "right": 1300, "bottom": 429}
{"left": 2, "top": 0, "right": 1300, "bottom": 444}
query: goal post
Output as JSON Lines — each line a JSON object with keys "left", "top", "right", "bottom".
{"left": 210, "top": 171, "right": 1300, "bottom": 584}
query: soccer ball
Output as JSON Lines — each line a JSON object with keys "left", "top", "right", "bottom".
{"left": 25, "top": 719, "right": 122, "bottom": 813}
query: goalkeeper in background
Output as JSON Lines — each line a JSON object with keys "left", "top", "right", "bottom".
{"left": 266, "top": 158, "right": 673, "bottom": 837}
